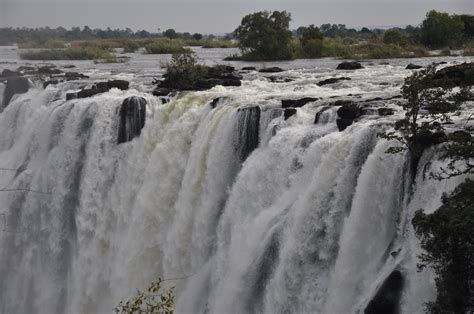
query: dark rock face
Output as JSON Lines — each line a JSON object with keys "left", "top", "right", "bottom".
{"left": 317, "top": 77, "right": 351, "bottom": 86}
{"left": 66, "top": 80, "right": 130, "bottom": 100}
{"left": 406, "top": 63, "right": 423, "bottom": 70}
{"left": 431, "top": 62, "right": 474, "bottom": 87}
{"left": 284, "top": 108, "right": 297, "bottom": 120}
{"left": 65, "top": 72, "right": 89, "bottom": 81}
{"left": 337, "top": 104, "right": 362, "bottom": 120}
{"left": 1, "top": 69, "right": 19, "bottom": 78}
{"left": 242, "top": 67, "right": 257, "bottom": 71}
{"left": 236, "top": 106, "right": 261, "bottom": 162}
{"left": 259, "top": 67, "right": 284, "bottom": 73}
{"left": 336, "top": 62, "right": 364, "bottom": 70}
{"left": 118, "top": 96, "right": 147, "bottom": 144}
{"left": 449, "top": 130, "right": 472, "bottom": 142}
{"left": 3, "top": 77, "right": 30, "bottom": 109}
{"left": 378, "top": 108, "right": 394, "bottom": 116}
{"left": 43, "top": 80, "right": 59, "bottom": 88}
{"left": 152, "top": 87, "right": 173, "bottom": 97}
{"left": 209, "top": 98, "right": 222, "bottom": 109}
{"left": 281, "top": 97, "right": 318, "bottom": 108}
{"left": 336, "top": 118, "right": 353, "bottom": 131}
{"left": 365, "top": 270, "right": 404, "bottom": 314}
{"left": 314, "top": 106, "right": 330, "bottom": 124}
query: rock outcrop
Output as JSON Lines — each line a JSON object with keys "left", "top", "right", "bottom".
{"left": 2, "top": 77, "right": 30, "bottom": 109}
{"left": 117, "top": 96, "right": 147, "bottom": 144}
{"left": 336, "top": 62, "right": 364, "bottom": 70}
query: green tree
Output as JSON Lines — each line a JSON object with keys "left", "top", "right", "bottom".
{"left": 192, "top": 33, "right": 203, "bottom": 41}
{"left": 412, "top": 179, "right": 474, "bottom": 314}
{"left": 377, "top": 64, "right": 467, "bottom": 174}
{"left": 233, "top": 10, "right": 294, "bottom": 61}
{"left": 300, "top": 24, "right": 324, "bottom": 58}
{"left": 383, "top": 29, "right": 406, "bottom": 46}
{"left": 421, "top": 10, "right": 464, "bottom": 48}
{"left": 163, "top": 28, "right": 178, "bottom": 39}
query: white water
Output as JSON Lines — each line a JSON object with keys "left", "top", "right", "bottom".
{"left": 0, "top": 57, "right": 472, "bottom": 314}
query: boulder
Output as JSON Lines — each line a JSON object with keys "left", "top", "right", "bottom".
{"left": 43, "top": 80, "right": 59, "bottom": 88}
{"left": 152, "top": 87, "right": 173, "bottom": 97}
{"left": 268, "top": 76, "right": 294, "bottom": 83}
{"left": 103, "top": 80, "right": 129, "bottom": 90}
{"left": 337, "top": 104, "right": 362, "bottom": 120}
{"left": 259, "top": 67, "right": 284, "bottom": 73}
{"left": 66, "top": 93, "right": 78, "bottom": 100}
{"left": 1, "top": 69, "right": 19, "bottom": 78}
{"left": 336, "top": 118, "right": 353, "bottom": 131}
{"left": 3, "top": 77, "right": 30, "bottom": 109}
{"left": 241, "top": 66, "right": 257, "bottom": 71}
{"left": 284, "top": 108, "right": 297, "bottom": 120}
{"left": 65, "top": 72, "right": 89, "bottom": 81}
{"left": 281, "top": 97, "right": 318, "bottom": 108}
{"left": 317, "top": 77, "right": 351, "bottom": 86}
{"left": 37, "top": 66, "right": 62, "bottom": 75}
{"left": 378, "top": 108, "right": 394, "bottom": 116}
{"left": 365, "top": 270, "right": 403, "bottom": 314}
{"left": 67, "top": 80, "right": 129, "bottom": 100}
{"left": 118, "top": 96, "right": 147, "bottom": 144}
{"left": 406, "top": 63, "right": 423, "bottom": 70}
{"left": 431, "top": 62, "right": 474, "bottom": 87}
{"left": 336, "top": 61, "right": 363, "bottom": 70}
{"left": 448, "top": 130, "right": 471, "bottom": 142}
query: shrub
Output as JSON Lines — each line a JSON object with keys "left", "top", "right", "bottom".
{"left": 162, "top": 53, "right": 208, "bottom": 89}
{"left": 383, "top": 29, "right": 407, "bottom": 46}
{"left": 421, "top": 10, "right": 464, "bottom": 48}
{"left": 115, "top": 278, "right": 174, "bottom": 313}
{"left": 300, "top": 25, "right": 324, "bottom": 58}
{"left": 144, "top": 39, "right": 191, "bottom": 54}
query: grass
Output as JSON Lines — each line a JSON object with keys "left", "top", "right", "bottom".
{"left": 20, "top": 46, "right": 116, "bottom": 61}
{"left": 17, "top": 39, "right": 65, "bottom": 49}
{"left": 144, "top": 39, "right": 191, "bottom": 54}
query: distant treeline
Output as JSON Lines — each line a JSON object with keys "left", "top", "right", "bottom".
{"left": 0, "top": 26, "right": 225, "bottom": 46}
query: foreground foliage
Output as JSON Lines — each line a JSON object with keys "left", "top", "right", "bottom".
{"left": 115, "top": 278, "right": 174, "bottom": 313}
{"left": 412, "top": 179, "right": 474, "bottom": 313}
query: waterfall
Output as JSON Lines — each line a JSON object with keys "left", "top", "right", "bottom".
{"left": 0, "top": 77, "right": 469, "bottom": 314}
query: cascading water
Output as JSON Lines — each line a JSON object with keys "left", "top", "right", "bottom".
{"left": 0, "top": 56, "right": 472, "bottom": 314}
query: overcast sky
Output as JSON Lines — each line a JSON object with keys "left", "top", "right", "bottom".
{"left": 1, "top": 0, "right": 472, "bottom": 33}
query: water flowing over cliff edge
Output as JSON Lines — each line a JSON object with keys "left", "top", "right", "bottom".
{"left": 0, "top": 54, "right": 472, "bottom": 313}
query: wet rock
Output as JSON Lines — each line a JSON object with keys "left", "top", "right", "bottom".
{"left": 337, "top": 103, "right": 362, "bottom": 120}
{"left": 209, "top": 98, "right": 222, "bottom": 109}
{"left": 99, "top": 80, "right": 129, "bottom": 90}
{"left": 241, "top": 66, "right": 257, "bottom": 71}
{"left": 3, "top": 77, "right": 29, "bottom": 109}
{"left": 336, "top": 118, "right": 353, "bottom": 131}
{"left": 118, "top": 96, "right": 147, "bottom": 144}
{"left": 406, "top": 63, "right": 423, "bottom": 70}
{"left": 365, "top": 270, "right": 404, "bottom": 314}
{"left": 317, "top": 77, "right": 351, "bottom": 86}
{"left": 268, "top": 76, "right": 294, "bottom": 83}
{"left": 67, "top": 80, "right": 130, "bottom": 100}
{"left": 206, "top": 78, "right": 242, "bottom": 87}
{"left": 259, "top": 67, "right": 284, "bottom": 73}
{"left": 38, "top": 65, "right": 62, "bottom": 75}
{"left": 281, "top": 97, "right": 318, "bottom": 108}
{"left": 314, "top": 106, "right": 330, "bottom": 124}
{"left": 448, "top": 130, "right": 471, "bottom": 142}
{"left": 65, "top": 72, "right": 89, "bottom": 81}
{"left": 43, "top": 80, "right": 59, "bottom": 88}
{"left": 77, "top": 88, "right": 105, "bottom": 99}
{"left": 63, "top": 65, "right": 76, "bottom": 68}
{"left": 378, "top": 108, "right": 394, "bottom": 116}
{"left": 284, "top": 108, "right": 297, "bottom": 120}
{"left": 152, "top": 87, "right": 172, "bottom": 97}
{"left": 431, "top": 62, "right": 474, "bottom": 87}
{"left": 17, "top": 66, "right": 36, "bottom": 74}
{"left": 66, "top": 93, "right": 78, "bottom": 101}
{"left": 336, "top": 61, "right": 363, "bottom": 70}
{"left": 1, "top": 69, "right": 19, "bottom": 78}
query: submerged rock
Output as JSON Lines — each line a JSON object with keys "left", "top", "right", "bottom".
{"left": 241, "top": 66, "right": 257, "bottom": 71}
{"left": 337, "top": 103, "right": 362, "bottom": 120}
{"left": 336, "top": 61, "right": 363, "bottom": 70}
{"left": 336, "top": 118, "right": 353, "bottom": 131}
{"left": 66, "top": 80, "right": 130, "bottom": 100}
{"left": 365, "top": 270, "right": 404, "bottom": 314}
{"left": 3, "top": 77, "right": 30, "bottom": 109}
{"left": 281, "top": 97, "right": 318, "bottom": 108}
{"left": 317, "top": 77, "right": 351, "bottom": 86}
{"left": 378, "top": 108, "right": 394, "bottom": 116}
{"left": 259, "top": 67, "right": 284, "bottom": 73}
{"left": 406, "top": 63, "right": 423, "bottom": 70}
{"left": 118, "top": 96, "right": 147, "bottom": 144}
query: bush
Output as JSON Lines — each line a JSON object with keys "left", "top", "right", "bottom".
{"left": 300, "top": 25, "right": 324, "bottom": 58}
{"left": 20, "top": 47, "right": 115, "bottom": 60}
{"left": 115, "top": 278, "right": 174, "bottom": 313}
{"left": 383, "top": 29, "right": 407, "bottom": 46}
{"left": 162, "top": 53, "right": 208, "bottom": 89}
{"left": 17, "top": 39, "right": 65, "bottom": 49}
{"left": 144, "top": 39, "right": 191, "bottom": 54}
{"left": 421, "top": 10, "right": 464, "bottom": 48}
{"left": 412, "top": 179, "right": 474, "bottom": 313}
